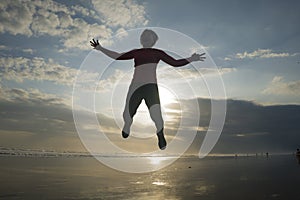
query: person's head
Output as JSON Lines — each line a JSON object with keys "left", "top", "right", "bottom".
{"left": 140, "top": 29, "right": 158, "bottom": 48}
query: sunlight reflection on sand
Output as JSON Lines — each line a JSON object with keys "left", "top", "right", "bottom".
{"left": 148, "top": 156, "right": 171, "bottom": 165}
{"left": 1, "top": 156, "right": 300, "bottom": 199}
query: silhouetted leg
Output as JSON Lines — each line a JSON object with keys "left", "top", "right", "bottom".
{"left": 149, "top": 104, "right": 164, "bottom": 133}
{"left": 144, "top": 84, "right": 166, "bottom": 150}
{"left": 149, "top": 105, "right": 166, "bottom": 150}
{"left": 122, "top": 84, "right": 143, "bottom": 138}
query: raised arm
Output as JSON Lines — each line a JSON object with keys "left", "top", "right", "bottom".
{"left": 90, "top": 39, "right": 121, "bottom": 59}
{"left": 160, "top": 51, "right": 206, "bottom": 67}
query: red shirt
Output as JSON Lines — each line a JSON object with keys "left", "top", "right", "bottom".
{"left": 117, "top": 48, "right": 190, "bottom": 67}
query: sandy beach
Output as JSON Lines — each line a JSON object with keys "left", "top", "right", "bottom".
{"left": 0, "top": 154, "right": 299, "bottom": 199}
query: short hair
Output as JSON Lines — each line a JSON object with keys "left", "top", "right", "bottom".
{"left": 140, "top": 29, "right": 158, "bottom": 47}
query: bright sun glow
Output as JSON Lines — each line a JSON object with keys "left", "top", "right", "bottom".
{"left": 130, "top": 86, "right": 180, "bottom": 133}
{"left": 135, "top": 86, "right": 176, "bottom": 113}
{"left": 159, "top": 86, "right": 176, "bottom": 106}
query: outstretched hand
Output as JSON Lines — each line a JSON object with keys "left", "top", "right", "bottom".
{"left": 90, "top": 39, "right": 101, "bottom": 48}
{"left": 190, "top": 53, "right": 206, "bottom": 62}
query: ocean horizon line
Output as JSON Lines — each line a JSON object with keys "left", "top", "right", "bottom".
{"left": 0, "top": 146, "right": 295, "bottom": 158}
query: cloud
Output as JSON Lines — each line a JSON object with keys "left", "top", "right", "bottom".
{"left": 157, "top": 65, "right": 236, "bottom": 81}
{"left": 0, "top": 84, "right": 68, "bottom": 106}
{"left": 224, "top": 57, "right": 232, "bottom": 61}
{"left": 224, "top": 49, "right": 298, "bottom": 61}
{"left": 95, "top": 65, "right": 235, "bottom": 94}
{"left": 22, "top": 48, "right": 35, "bottom": 54}
{"left": 70, "top": 4, "right": 98, "bottom": 19}
{"left": 61, "top": 18, "right": 113, "bottom": 50}
{"left": 232, "top": 132, "right": 269, "bottom": 138}
{"left": 184, "top": 98, "right": 300, "bottom": 154}
{"left": 0, "top": 45, "right": 35, "bottom": 57}
{"left": 0, "top": 0, "right": 33, "bottom": 36}
{"left": 199, "top": 67, "right": 236, "bottom": 75}
{"left": 0, "top": 98, "right": 83, "bottom": 151}
{"left": 235, "top": 49, "right": 291, "bottom": 59}
{"left": 0, "top": 0, "right": 148, "bottom": 50}
{"left": 77, "top": 97, "right": 300, "bottom": 154}
{"left": 0, "top": 56, "right": 98, "bottom": 86}
{"left": 1, "top": 91, "right": 300, "bottom": 154}
{"left": 29, "top": 1, "right": 112, "bottom": 50}
{"left": 0, "top": 93, "right": 160, "bottom": 152}
{"left": 262, "top": 76, "right": 300, "bottom": 96}
{"left": 96, "top": 69, "right": 128, "bottom": 92}
{"left": 91, "top": 0, "right": 148, "bottom": 28}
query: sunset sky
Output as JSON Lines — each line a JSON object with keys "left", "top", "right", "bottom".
{"left": 0, "top": 0, "right": 299, "bottom": 154}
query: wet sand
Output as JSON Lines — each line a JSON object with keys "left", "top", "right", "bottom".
{"left": 0, "top": 155, "right": 299, "bottom": 199}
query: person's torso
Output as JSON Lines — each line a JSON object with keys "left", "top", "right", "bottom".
{"left": 132, "top": 48, "right": 161, "bottom": 83}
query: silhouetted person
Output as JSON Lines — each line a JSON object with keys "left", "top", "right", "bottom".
{"left": 296, "top": 149, "right": 300, "bottom": 164}
{"left": 90, "top": 29, "right": 205, "bottom": 150}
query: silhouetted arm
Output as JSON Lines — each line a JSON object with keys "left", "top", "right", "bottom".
{"left": 90, "top": 39, "right": 121, "bottom": 59}
{"left": 96, "top": 46, "right": 122, "bottom": 59}
{"left": 160, "top": 50, "right": 205, "bottom": 67}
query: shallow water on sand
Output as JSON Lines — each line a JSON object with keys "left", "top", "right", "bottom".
{"left": 0, "top": 155, "right": 299, "bottom": 199}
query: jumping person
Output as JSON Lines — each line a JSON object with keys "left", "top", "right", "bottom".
{"left": 90, "top": 29, "right": 205, "bottom": 150}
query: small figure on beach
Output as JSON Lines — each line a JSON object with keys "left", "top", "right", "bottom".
{"left": 296, "top": 149, "right": 300, "bottom": 164}
{"left": 90, "top": 29, "right": 206, "bottom": 150}
{"left": 266, "top": 152, "right": 269, "bottom": 158}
